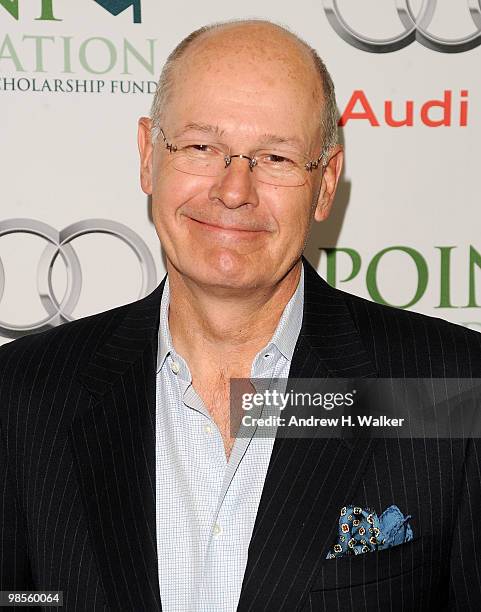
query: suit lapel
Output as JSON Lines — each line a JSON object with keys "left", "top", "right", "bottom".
{"left": 69, "top": 279, "right": 166, "bottom": 612}
{"left": 237, "top": 257, "right": 379, "bottom": 611}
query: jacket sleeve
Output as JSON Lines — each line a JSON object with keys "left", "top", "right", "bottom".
{"left": 0, "top": 420, "right": 35, "bottom": 593}
{"left": 448, "top": 438, "right": 481, "bottom": 609}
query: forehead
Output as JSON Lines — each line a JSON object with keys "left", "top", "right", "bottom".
{"left": 163, "top": 25, "right": 323, "bottom": 144}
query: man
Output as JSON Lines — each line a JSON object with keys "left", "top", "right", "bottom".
{"left": 1, "top": 19, "right": 481, "bottom": 612}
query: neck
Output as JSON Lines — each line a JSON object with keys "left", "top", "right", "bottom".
{"left": 166, "top": 260, "right": 302, "bottom": 375}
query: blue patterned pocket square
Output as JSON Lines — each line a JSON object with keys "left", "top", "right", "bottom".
{"left": 326, "top": 504, "right": 413, "bottom": 558}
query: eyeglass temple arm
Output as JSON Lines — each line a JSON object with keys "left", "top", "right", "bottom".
{"left": 159, "top": 128, "right": 177, "bottom": 152}
{"left": 306, "top": 148, "right": 330, "bottom": 172}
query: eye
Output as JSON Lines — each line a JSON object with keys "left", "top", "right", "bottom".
{"left": 179, "top": 143, "right": 222, "bottom": 157}
{"left": 191, "top": 144, "right": 211, "bottom": 152}
{"left": 264, "top": 153, "right": 294, "bottom": 165}
{"left": 178, "top": 142, "right": 219, "bottom": 157}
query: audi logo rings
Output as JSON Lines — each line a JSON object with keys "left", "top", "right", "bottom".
{"left": 0, "top": 219, "right": 157, "bottom": 339}
{"left": 323, "top": 0, "right": 481, "bottom": 53}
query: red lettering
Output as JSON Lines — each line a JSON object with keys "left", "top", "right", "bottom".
{"left": 421, "top": 90, "right": 452, "bottom": 127}
{"left": 460, "top": 90, "right": 469, "bottom": 127}
{"left": 385, "top": 101, "right": 414, "bottom": 127}
{"left": 339, "top": 90, "right": 380, "bottom": 127}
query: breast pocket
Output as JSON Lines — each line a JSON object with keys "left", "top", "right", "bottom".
{"left": 307, "top": 535, "right": 442, "bottom": 612}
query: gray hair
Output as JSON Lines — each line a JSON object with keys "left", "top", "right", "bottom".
{"left": 150, "top": 19, "right": 338, "bottom": 159}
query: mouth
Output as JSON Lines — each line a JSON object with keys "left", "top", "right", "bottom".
{"left": 187, "top": 217, "right": 268, "bottom": 236}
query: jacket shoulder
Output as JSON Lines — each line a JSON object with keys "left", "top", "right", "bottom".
{"left": 341, "top": 290, "right": 481, "bottom": 377}
{"left": 0, "top": 300, "right": 132, "bottom": 394}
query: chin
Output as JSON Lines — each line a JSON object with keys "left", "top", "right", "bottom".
{"left": 186, "top": 251, "right": 264, "bottom": 290}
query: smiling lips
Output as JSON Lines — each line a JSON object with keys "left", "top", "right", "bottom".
{"left": 188, "top": 216, "right": 268, "bottom": 234}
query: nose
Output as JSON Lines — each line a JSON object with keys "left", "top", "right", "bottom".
{"left": 208, "top": 155, "right": 259, "bottom": 209}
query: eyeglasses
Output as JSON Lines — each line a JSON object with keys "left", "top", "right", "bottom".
{"left": 159, "top": 128, "right": 328, "bottom": 187}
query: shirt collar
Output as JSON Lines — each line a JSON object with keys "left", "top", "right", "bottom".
{"left": 157, "top": 275, "right": 174, "bottom": 373}
{"left": 266, "top": 262, "right": 304, "bottom": 361}
{"left": 156, "top": 262, "right": 304, "bottom": 372}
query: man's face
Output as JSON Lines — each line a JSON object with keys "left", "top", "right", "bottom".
{"left": 139, "top": 25, "right": 343, "bottom": 292}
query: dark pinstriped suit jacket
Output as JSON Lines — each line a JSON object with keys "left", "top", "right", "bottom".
{"left": 1, "top": 255, "right": 481, "bottom": 611}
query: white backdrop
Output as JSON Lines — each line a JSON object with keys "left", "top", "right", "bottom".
{"left": 1, "top": 0, "right": 480, "bottom": 344}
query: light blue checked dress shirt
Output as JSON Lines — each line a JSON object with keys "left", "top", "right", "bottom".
{"left": 155, "top": 263, "right": 304, "bottom": 612}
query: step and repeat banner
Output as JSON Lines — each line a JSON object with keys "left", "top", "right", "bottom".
{"left": 1, "top": 0, "right": 480, "bottom": 343}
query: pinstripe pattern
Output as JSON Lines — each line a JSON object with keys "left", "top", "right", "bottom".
{"left": 1, "top": 255, "right": 481, "bottom": 611}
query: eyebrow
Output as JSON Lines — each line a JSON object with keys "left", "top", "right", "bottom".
{"left": 257, "top": 133, "right": 305, "bottom": 150}
{"left": 175, "top": 123, "right": 226, "bottom": 139}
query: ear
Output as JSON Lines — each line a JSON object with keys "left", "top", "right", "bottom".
{"left": 138, "top": 116, "right": 154, "bottom": 195}
{"left": 313, "top": 145, "right": 344, "bottom": 222}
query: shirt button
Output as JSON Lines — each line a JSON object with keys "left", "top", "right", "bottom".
{"left": 170, "top": 361, "right": 180, "bottom": 374}
{"left": 204, "top": 424, "right": 213, "bottom": 434}
{"left": 213, "top": 523, "right": 222, "bottom": 536}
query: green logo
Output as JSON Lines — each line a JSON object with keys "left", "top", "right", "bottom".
{"left": 322, "top": 245, "right": 481, "bottom": 310}
{"left": 93, "top": 1, "right": 141, "bottom": 23}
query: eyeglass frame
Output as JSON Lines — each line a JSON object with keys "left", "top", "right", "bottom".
{"left": 158, "top": 127, "right": 329, "bottom": 178}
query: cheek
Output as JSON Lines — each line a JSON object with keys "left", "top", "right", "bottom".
{"left": 267, "top": 191, "right": 311, "bottom": 238}
{"left": 151, "top": 169, "right": 202, "bottom": 223}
